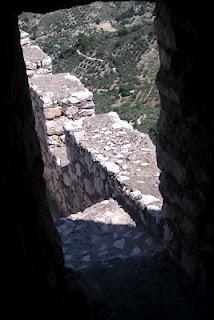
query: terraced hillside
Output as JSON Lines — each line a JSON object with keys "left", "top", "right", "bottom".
{"left": 19, "top": 1, "right": 160, "bottom": 141}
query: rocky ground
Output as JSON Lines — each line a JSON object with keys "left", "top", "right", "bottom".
{"left": 55, "top": 198, "right": 163, "bottom": 271}
{"left": 52, "top": 198, "right": 212, "bottom": 320}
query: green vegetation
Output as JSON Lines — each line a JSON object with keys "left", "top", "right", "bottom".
{"left": 117, "top": 102, "right": 160, "bottom": 143}
{"left": 95, "top": 17, "right": 101, "bottom": 25}
{"left": 19, "top": 2, "right": 160, "bottom": 142}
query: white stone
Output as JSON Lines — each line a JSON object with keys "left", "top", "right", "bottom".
{"left": 105, "top": 210, "right": 114, "bottom": 217}
{"left": 113, "top": 239, "right": 125, "bottom": 250}
{"left": 74, "top": 90, "right": 93, "bottom": 101}
{"left": 104, "top": 130, "right": 112, "bottom": 135}
{"left": 126, "top": 153, "right": 137, "bottom": 161}
{"left": 141, "top": 162, "right": 150, "bottom": 166}
{"left": 112, "top": 119, "right": 133, "bottom": 130}
{"left": 107, "top": 111, "right": 120, "bottom": 120}
{"left": 118, "top": 176, "right": 130, "bottom": 181}
{"left": 20, "top": 30, "right": 29, "bottom": 39}
{"left": 42, "top": 95, "right": 52, "bottom": 106}
{"left": 42, "top": 56, "right": 52, "bottom": 66}
{"left": 122, "top": 144, "right": 131, "bottom": 149}
{"left": 148, "top": 204, "right": 161, "bottom": 211}
{"left": 46, "top": 119, "right": 64, "bottom": 135}
{"left": 65, "top": 106, "right": 79, "bottom": 116}
{"left": 141, "top": 194, "right": 160, "bottom": 205}
{"left": 68, "top": 96, "right": 80, "bottom": 104}
{"left": 44, "top": 107, "right": 62, "bottom": 120}
{"left": 64, "top": 118, "right": 83, "bottom": 131}
{"left": 104, "top": 146, "right": 110, "bottom": 151}
{"left": 101, "top": 200, "right": 110, "bottom": 205}
{"left": 115, "top": 159, "right": 123, "bottom": 164}
{"left": 47, "top": 135, "right": 62, "bottom": 146}
{"left": 104, "top": 161, "right": 120, "bottom": 174}
{"left": 93, "top": 134, "right": 102, "bottom": 139}
{"left": 111, "top": 216, "right": 122, "bottom": 224}
{"left": 64, "top": 73, "right": 81, "bottom": 82}
{"left": 73, "top": 131, "right": 86, "bottom": 143}
{"left": 79, "top": 109, "right": 94, "bottom": 116}
{"left": 130, "top": 190, "right": 142, "bottom": 200}
{"left": 137, "top": 180, "right": 145, "bottom": 184}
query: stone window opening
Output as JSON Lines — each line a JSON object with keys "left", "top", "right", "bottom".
{"left": 19, "top": 2, "right": 164, "bottom": 275}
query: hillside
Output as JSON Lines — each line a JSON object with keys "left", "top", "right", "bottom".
{"left": 19, "top": 1, "right": 160, "bottom": 141}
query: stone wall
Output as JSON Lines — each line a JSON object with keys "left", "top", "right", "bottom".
{"left": 20, "top": 30, "right": 52, "bottom": 76}
{"left": 64, "top": 113, "right": 162, "bottom": 233}
{"left": 21, "top": 30, "right": 162, "bottom": 236}
{"left": 154, "top": 1, "right": 214, "bottom": 285}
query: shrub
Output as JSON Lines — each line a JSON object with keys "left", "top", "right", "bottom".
{"left": 76, "top": 34, "right": 93, "bottom": 53}
{"left": 95, "top": 18, "right": 100, "bottom": 25}
{"left": 118, "top": 26, "right": 129, "bottom": 37}
{"left": 119, "top": 83, "right": 134, "bottom": 97}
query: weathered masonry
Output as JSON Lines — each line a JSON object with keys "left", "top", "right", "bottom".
{"left": 21, "top": 30, "right": 162, "bottom": 236}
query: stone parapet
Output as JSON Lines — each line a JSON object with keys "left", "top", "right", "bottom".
{"left": 64, "top": 113, "right": 162, "bottom": 234}
{"left": 23, "top": 45, "right": 52, "bottom": 77}
{"left": 20, "top": 29, "right": 52, "bottom": 77}
{"left": 29, "top": 72, "right": 96, "bottom": 215}
{"left": 20, "top": 29, "right": 31, "bottom": 47}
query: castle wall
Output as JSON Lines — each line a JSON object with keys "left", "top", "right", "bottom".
{"left": 21, "top": 30, "right": 162, "bottom": 235}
